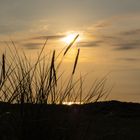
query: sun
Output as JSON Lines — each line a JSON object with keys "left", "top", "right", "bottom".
{"left": 62, "top": 33, "right": 80, "bottom": 44}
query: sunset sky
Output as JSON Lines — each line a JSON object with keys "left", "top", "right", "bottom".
{"left": 0, "top": 0, "right": 140, "bottom": 102}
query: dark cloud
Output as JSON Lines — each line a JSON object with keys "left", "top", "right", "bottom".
{"left": 114, "top": 40, "right": 140, "bottom": 51}
{"left": 117, "top": 58, "right": 140, "bottom": 62}
{"left": 114, "top": 45, "right": 138, "bottom": 51}
{"left": 79, "top": 40, "right": 103, "bottom": 47}
{"left": 121, "top": 29, "right": 140, "bottom": 36}
{"left": 99, "top": 35, "right": 122, "bottom": 45}
{"left": 83, "top": 29, "right": 140, "bottom": 51}
{"left": 22, "top": 43, "right": 43, "bottom": 49}
{"left": 31, "top": 35, "right": 65, "bottom": 40}
{"left": 95, "top": 21, "right": 111, "bottom": 29}
{"left": 100, "top": 35, "right": 121, "bottom": 41}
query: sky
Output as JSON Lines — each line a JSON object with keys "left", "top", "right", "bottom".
{"left": 0, "top": 0, "right": 140, "bottom": 102}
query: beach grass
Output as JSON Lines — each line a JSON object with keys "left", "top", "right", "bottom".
{"left": 0, "top": 35, "right": 110, "bottom": 105}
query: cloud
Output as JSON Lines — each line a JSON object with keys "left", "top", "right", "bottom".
{"left": 81, "top": 24, "right": 140, "bottom": 51}
{"left": 121, "top": 29, "right": 140, "bottom": 36}
{"left": 114, "top": 40, "right": 140, "bottom": 51}
{"left": 117, "top": 58, "right": 140, "bottom": 62}
{"left": 22, "top": 42, "right": 43, "bottom": 49}
{"left": 94, "top": 21, "right": 112, "bottom": 29}
{"left": 114, "top": 45, "right": 138, "bottom": 51}
{"left": 30, "top": 35, "right": 65, "bottom": 40}
{"left": 79, "top": 40, "right": 103, "bottom": 47}
{"left": 99, "top": 35, "right": 122, "bottom": 44}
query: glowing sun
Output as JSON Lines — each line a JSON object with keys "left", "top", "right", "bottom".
{"left": 63, "top": 33, "right": 80, "bottom": 44}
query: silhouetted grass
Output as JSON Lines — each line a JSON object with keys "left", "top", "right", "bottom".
{"left": 0, "top": 35, "right": 110, "bottom": 105}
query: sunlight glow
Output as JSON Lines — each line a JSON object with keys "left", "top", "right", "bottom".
{"left": 62, "top": 33, "right": 80, "bottom": 44}
{"left": 62, "top": 102, "right": 83, "bottom": 105}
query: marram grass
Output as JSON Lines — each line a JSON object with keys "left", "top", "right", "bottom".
{"left": 0, "top": 35, "right": 110, "bottom": 105}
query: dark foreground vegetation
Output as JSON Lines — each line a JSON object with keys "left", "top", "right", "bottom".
{"left": 0, "top": 100, "right": 140, "bottom": 140}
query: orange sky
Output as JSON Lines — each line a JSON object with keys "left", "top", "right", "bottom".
{"left": 0, "top": 0, "right": 140, "bottom": 102}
